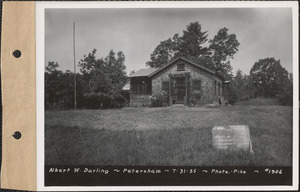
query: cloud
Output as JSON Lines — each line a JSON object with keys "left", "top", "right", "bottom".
{"left": 45, "top": 8, "right": 293, "bottom": 75}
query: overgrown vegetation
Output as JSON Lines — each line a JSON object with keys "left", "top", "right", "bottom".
{"left": 45, "top": 21, "right": 293, "bottom": 109}
{"left": 146, "top": 22, "right": 292, "bottom": 106}
{"left": 235, "top": 97, "right": 279, "bottom": 106}
{"left": 150, "top": 93, "right": 168, "bottom": 107}
{"left": 227, "top": 58, "right": 293, "bottom": 106}
{"left": 45, "top": 105, "right": 292, "bottom": 166}
{"left": 146, "top": 22, "right": 240, "bottom": 80}
{"left": 45, "top": 49, "right": 128, "bottom": 109}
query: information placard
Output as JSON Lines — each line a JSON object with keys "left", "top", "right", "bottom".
{"left": 212, "top": 125, "right": 251, "bottom": 151}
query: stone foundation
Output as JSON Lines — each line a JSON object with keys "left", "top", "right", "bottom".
{"left": 130, "top": 95, "right": 151, "bottom": 107}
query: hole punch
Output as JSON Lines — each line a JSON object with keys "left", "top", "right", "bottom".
{"left": 13, "top": 50, "right": 22, "bottom": 58}
{"left": 13, "top": 131, "right": 22, "bottom": 140}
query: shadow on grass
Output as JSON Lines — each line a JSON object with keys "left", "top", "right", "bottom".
{"left": 45, "top": 125, "right": 292, "bottom": 166}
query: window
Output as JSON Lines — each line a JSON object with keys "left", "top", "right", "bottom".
{"left": 162, "top": 81, "right": 169, "bottom": 93}
{"left": 177, "top": 63, "right": 185, "bottom": 71}
{"left": 193, "top": 80, "right": 202, "bottom": 92}
{"left": 132, "top": 84, "right": 138, "bottom": 94}
{"left": 131, "top": 80, "right": 151, "bottom": 95}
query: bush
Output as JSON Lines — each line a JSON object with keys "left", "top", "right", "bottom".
{"left": 189, "top": 94, "right": 202, "bottom": 106}
{"left": 150, "top": 93, "right": 168, "bottom": 107}
{"left": 276, "top": 83, "right": 293, "bottom": 106}
{"left": 227, "top": 91, "right": 238, "bottom": 105}
{"left": 189, "top": 89, "right": 215, "bottom": 107}
{"left": 82, "top": 92, "right": 126, "bottom": 109}
{"left": 235, "top": 97, "right": 279, "bottom": 106}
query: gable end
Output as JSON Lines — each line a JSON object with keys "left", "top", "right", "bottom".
{"left": 149, "top": 57, "right": 216, "bottom": 78}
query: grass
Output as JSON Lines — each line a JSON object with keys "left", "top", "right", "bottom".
{"left": 45, "top": 105, "right": 292, "bottom": 166}
{"left": 235, "top": 97, "right": 280, "bottom": 106}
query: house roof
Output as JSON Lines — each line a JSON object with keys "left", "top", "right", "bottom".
{"left": 128, "top": 57, "right": 226, "bottom": 81}
{"left": 149, "top": 57, "right": 216, "bottom": 77}
{"left": 122, "top": 82, "right": 130, "bottom": 91}
{"left": 129, "top": 68, "right": 159, "bottom": 77}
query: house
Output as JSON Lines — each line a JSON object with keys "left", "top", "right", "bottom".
{"left": 127, "top": 57, "right": 228, "bottom": 107}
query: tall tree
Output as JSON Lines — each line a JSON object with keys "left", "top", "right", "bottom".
{"left": 250, "top": 57, "right": 289, "bottom": 98}
{"left": 45, "top": 61, "right": 62, "bottom": 107}
{"left": 105, "top": 50, "right": 127, "bottom": 95}
{"left": 175, "top": 22, "right": 209, "bottom": 58}
{"left": 78, "top": 49, "right": 109, "bottom": 93}
{"left": 78, "top": 49, "right": 127, "bottom": 108}
{"left": 230, "top": 70, "right": 256, "bottom": 102}
{"left": 209, "top": 27, "right": 240, "bottom": 79}
{"left": 146, "top": 22, "right": 210, "bottom": 68}
{"left": 45, "top": 61, "right": 60, "bottom": 74}
{"left": 45, "top": 61, "right": 82, "bottom": 109}
{"left": 146, "top": 37, "right": 177, "bottom": 68}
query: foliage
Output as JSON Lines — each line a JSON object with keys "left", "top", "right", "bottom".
{"left": 227, "top": 82, "right": 238, "bottom": 105}
{"left": 45, "top": 62, "right": 84, "bottom": 109}
{"left": 146, "top": 37, "right": 177, "bottom": 68}
{"left": 276, "top": 73, "right": 293, "bottom": 106}
{"left": 185, "top": 55, "right": 216, "bottom": 70}
{"left": 45, "top": 49, "right": 128, "bottom": 109}
{"left": 189, "top": 87, "right": 217, "bottom": 107}
{"left": 174, "top": 22, "right": 210, "bottom": 58}
{"left": 146, "top": 23, "right": 240, "bottom": 81}
{"left": 129, "top": 70, "right": 136, "bottom": 76}
{"left": 189, "top": 95, "right": 201, "bottom": 107}
{"left": 235, "top": 97, "right": 279, "bottom": 106}
{"left": 150, "top": 93, "right": 168, "bottom": 107}
{"left": 228, "top": 70, "right": 256, "bottom": 104}
{"left": 146, "top": 22, "right": 210, "bottom": 68}
{"left": 250, "top": 57, "right": 290, "bottom": 98}
{"left": 209, "top": 28, "right": 240, "bottom": 79}
{"left": 225, "top": 58, "right": 293, "bottom": 106}
{"left": 79, "top": 49, "right": 127, "bottom": 95}
{"left": 82, "top": 92, "right": 127, "bottom": 109}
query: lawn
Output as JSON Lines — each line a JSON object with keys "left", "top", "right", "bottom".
{"left": 45, "top": 105, "right": 293, "bottom": 166}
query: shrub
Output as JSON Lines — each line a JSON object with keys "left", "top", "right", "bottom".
{"left": 189, "top": 89, "right": 214, "bottom": 107}
{"left": 189, "top": 94, "right": 202, "bottom": 106}
{"left": 227, "top": 83, "right": 238, "bottom": 105}
{"left": 227, "top": 91, "right": 238, "bottom": 105}
{"left": 235, "top": 97, "right": 279, "bottom": 106}
{"left": 82, "top": 92, "right": 126, "bottom": 109}
{"left": 150, "top": 93, "right": 168, "bottom": 107}
{"left": 276, "top": 83, "right": 293, "bottom": 106}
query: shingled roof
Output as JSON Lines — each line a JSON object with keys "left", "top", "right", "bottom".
{"left": 149, "top": 57, "right": 216, "bottom": 77}
{"left": 129, "top": 68, "right": 159, "bottom": 77}
{"left": 128, "top": 57, "right": 225, "bottom": 80}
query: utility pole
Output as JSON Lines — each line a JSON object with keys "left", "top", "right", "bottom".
{"left": 73, "top": 22, "right": 77, "bottom": 110}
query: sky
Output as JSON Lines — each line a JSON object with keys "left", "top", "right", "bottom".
{"left": 45, "top": 8, "right": 293, "bottom": 75}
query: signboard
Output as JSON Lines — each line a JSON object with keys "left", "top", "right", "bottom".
{"left": 212, "top": 125, "right": 252, "bottom": 152}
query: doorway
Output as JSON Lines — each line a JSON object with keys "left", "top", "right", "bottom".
{"left": 174, "top": 77, "right": 186, "bottom": 104}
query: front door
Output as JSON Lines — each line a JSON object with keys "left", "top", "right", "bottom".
{"left": 174, "top": 77, "right": 186, "bottom": 104}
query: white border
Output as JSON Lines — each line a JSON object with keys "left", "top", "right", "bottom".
{"left": 36, "top": 1, "right": 299, "bottom": 191}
